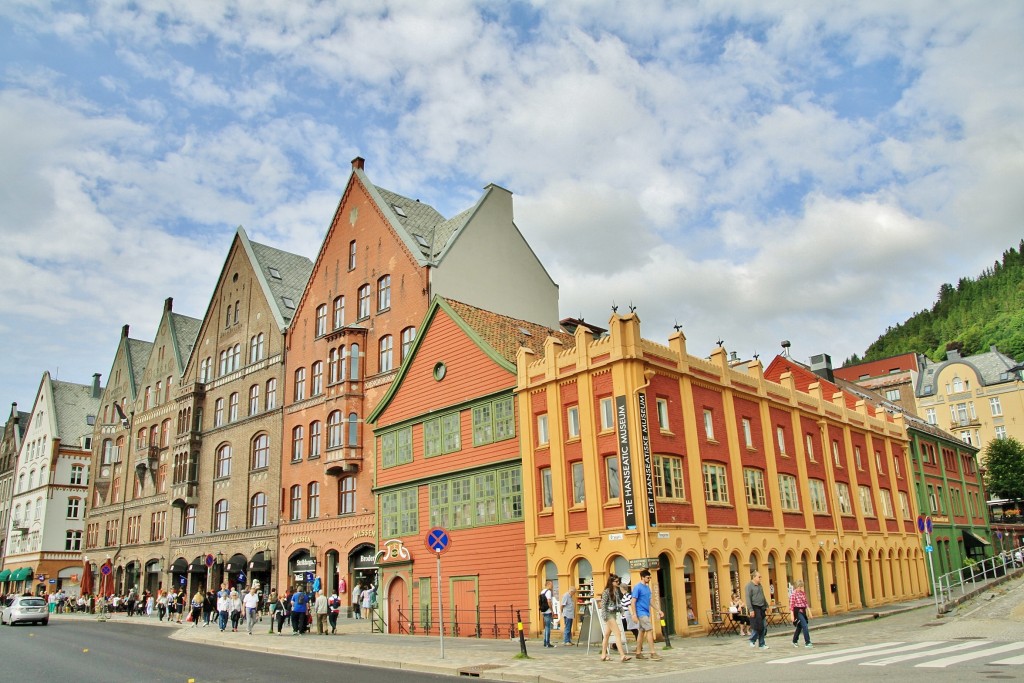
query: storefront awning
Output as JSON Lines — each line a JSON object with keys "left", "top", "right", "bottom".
{"left": 9, "top": 567, "right": 33, "bottom": 581}
{"left": 0, "top": 569, "right": 10, "bottom": 581}
{"left": 963, "top": 530, "right": 992, "bottom": 546}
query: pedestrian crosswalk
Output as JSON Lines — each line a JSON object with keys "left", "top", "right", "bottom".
{"left": 767, "top": 640, "right": 1024, "bottom": 668}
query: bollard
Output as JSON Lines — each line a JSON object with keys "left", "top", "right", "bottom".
{"left": 517, "top": 609, "right": 528, "bottom": 657}
{"left": 660, "top": 616, "right": 672, "bottom": 649}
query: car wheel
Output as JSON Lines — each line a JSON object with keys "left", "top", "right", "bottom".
{"left": 41, "top": 619, "right": 48, "bottom": 625}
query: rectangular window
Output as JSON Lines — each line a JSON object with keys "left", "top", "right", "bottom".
{"left": 832, "top": 440, "right": 841, "bottom": 467}
{"left": 703, "top": 409, "right": 715, "bottom": 440}
{"left": 990, "top": 397, "right": 1003, "bottom": 416}
{"left": 656, "top": 398, "right": 670, "bottom": 430}
{"left": 996, "top": 425, "right": 1007, "bottom": 439}
{"left": 599, "top": 397, "right": 614, "bottom": 430}
{"left": 381, "top": 488, "right": 418, "bottom": 537}
{"left": 536, "top": 414, "right": 549, "bottom": 446}
{"left": 880, "top": 489, "right": 895, "bottom": 518}
{"left": 854, "top": 446, "right": 863, "bottom": 470}
{"left": 836, "top": 482, "right": 853, "bottom": 515}
{"left": 805, "top": 434, "right": 815, "bottom": 461}
{"left": 357, "top": 285, "right": 370, "bottom": 319}
{"left": 893, "top": 454, "right": 902, "bottom": 478}
{"left": 858, "top": 485, "right": 875, "bottom": 516}
{"left": 776, "top": 426, "right": 786, "bottom": 454}
{"left": 778, "top": 474, "right": 799, "bottom": 511}
{"left": 571, "top": 461, "right": 585, "bottom": 505}
{"left": 540, "top": 467, "right": 553, "bottom": 508}
{"left": 742, "top": 418, "right": 753, "bottom": 448}
{"left": 898, "top": 491, "right": 911, "bottom": 520}
{"left": 654, "top": 455, "right": 685, "bottom": 499}
{"left": 471, "top": 396, "right": 514, "bottom": 446}
{"left": 65, "top": 530, "right": 83, "bottom": 551}
{"left": 702, "top": 463, "right": 729, "bottom": 504}
{"left": 885, "top": 388, "right": 900, "bottom": 401}
{"left": 567, "top": 406, "right": 580, "bottom": 439}
{"left": 605, "top": 456, "right": 621, "bottom": 499}
{"left": 809, "top": 479, "right": 828, "bottom": 513}
{"left": 498, "top": 467, "right": 523, "bottom": 522}
{"left": 427, "top": 467, "right": 522, "bottom": 530}
{"left": 925, "top": 407, "right": 936, "bottom": 425}
{"left": 743, "top": 468, "right": 766, "bottom": 507}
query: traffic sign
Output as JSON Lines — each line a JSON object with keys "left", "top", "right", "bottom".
{"left": 425, "top": 527, "right": 451, "bottom": 554}
{"left": 926, "top": 544, "right": 933, "bottom": 553}
{"left": 205, "top": 554, "right": 215, "bottom": 567}
{"left": 101, "top": 564, "right": 111, "bottom": 575}
{"left": 925, "top": 517, "right": 933, "bottom": 533}
{"left": 917, "top": 515, "right": 925, "bottom": 533}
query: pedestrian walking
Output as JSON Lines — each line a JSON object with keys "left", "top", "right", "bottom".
{"left": 539, "top": 579, "right": 555, "bottom": 648}
{"left": 189, "top": 590, "right": 203, "bottom": 626}
{"left": 217, "top": 590, "right": 230, "bottom": 631}
{"left": 789, "top": 580, "right": 812, "bottom": 648}
{"left": 243, "top": 587, "right": 260, "bottom": 635}
{"left": 267, "top": 590, "right": 279, "bottom": 634}
{"left": 328, "top": 591, "right": 341, "bottom": 634}
{"left": 290, "top": 586, "right": 308, "bottom": 634}
{"left": 314, "top": 590, "right": 329, "bottom": 634}
{"left": 560, "top": 587, "right": 577, "bottom": 645}
{"left": 745, "top": 571, "right": 769, "bottom": 649}
{"left": 598, "top": 575, "right": 631, "bottom": 663}
{"left": 275, "top": 590, "right": 289, "bottom": 634}
{"left": 351, "top": 582, "right": 362, "bottom": 619}
{"left": 630, "top": 569, "right": 663, "bottom": 661}
{"left": 228, "top": 590, "right": 243, "bottom": 631}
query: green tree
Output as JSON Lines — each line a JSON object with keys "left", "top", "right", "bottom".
{"left": 983, "top": 437, "right": 1024, "bottom": 502}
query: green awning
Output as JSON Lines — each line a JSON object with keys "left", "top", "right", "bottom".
{"left": 963, "top": 530, "right": 992, "bottom": 546}
{"left": 8, "top": 567, "right": 33, "bottom": 581}
{"left": 0, "top": 569, "right": 10, "bottom": 581}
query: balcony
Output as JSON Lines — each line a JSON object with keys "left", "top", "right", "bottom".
{"left": 175, "top": 381, "right": 206, "bottom": 401}
{"left": 135, "top": 445, "right": 159, "bottom": 474}
{"left": 324, "top": 446, "right": 363, "bottom": 475}
{"left": 10, "top": 518, "right": 27, "bottom": 534}
{"left": 173, "top": 430, "right": 202, "bottom": 450}
{"left": 949, "top": 417, "right": 981, "bottom": 430}
{"left": 170, "top": 481, "right": 199, "bottom": 507}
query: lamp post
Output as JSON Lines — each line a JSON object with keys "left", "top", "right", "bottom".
{"left": 309, "top": 542, "right": 318, "bottom": 591}
{"left": 216, "top": 551, "right": 224, "bottom": 589}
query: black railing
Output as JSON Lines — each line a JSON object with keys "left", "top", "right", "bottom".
{"left": 394, "top": 604, "right": 530, "bottom": 639}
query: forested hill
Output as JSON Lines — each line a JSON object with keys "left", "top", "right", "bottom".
{"left": 843, "top": 240, "right": 1024, "bottom": 367}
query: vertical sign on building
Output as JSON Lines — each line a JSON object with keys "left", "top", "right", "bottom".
{"left": 615, "top": 395, "right": 637, "bottom": 530}
{"left": 636, "top": 392, "right": 658, "bottom": 527}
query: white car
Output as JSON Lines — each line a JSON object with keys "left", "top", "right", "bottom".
{"left": 1, "top": 596, "right": 49, "bottom": 626}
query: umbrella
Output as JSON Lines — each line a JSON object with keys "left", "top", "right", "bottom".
{"left": 99, "top": 559, "right": 114, "bottom": 597}
{"left": 80, "top": 560, "right": 93, "bottom": 595}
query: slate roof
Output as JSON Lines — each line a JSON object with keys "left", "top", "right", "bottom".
{"left": 126, "top": 339, "right": 154, "bottom": 397}
{"left": 917, "top": 346, "right": 1023, "bottom": 396}
{"left": 15, "top": 411, "right": 29, "bottom": 440}
{"left": 444, "top": 298, "right": 575, "bottom": 364}
{"left": 50, "top": 378, "right": 101, "bottom": 444}
{"left": 248, "top": 238, "right": 314, "bottom": 328}
{"left": 168, "top": 312, "right": 202, "bottom": 371}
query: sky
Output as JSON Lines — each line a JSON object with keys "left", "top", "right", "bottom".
{"left": 1, "top": 1, "right": 1023, "bottom": 409}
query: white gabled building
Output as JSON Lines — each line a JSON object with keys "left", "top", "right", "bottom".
{"left": 1, "top": 372, "right": 100, "bottom": 596}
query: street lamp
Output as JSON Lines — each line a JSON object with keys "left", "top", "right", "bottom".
{"left": 309, "top": 543, "right": 318, "bottom": 592}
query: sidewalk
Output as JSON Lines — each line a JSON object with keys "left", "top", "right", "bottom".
{"left": 53, "top": 593, "right": 943, "bottom": 683}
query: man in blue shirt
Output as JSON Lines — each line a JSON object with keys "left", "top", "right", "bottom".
{"left": 630, "top": 570, "right": 663, "bottom": 660}
{"left": 290, "top": 586, "right": 308, "bottom": 635}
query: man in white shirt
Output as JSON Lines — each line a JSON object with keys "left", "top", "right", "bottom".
{"left": 243, "top": 587, "right": 260, "bottom": 635}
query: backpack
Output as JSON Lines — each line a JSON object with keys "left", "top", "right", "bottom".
{"left": 539, "top": 590, "right": 550, "bottom": 612}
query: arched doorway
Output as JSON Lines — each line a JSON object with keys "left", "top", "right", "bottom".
{"left": 289, "top": 549, "right": 316, "bottom": 593}
{"left": 349, "top": 544, "right": 377, "bottom": 616}
{"left": 225, "top": 553, "right": 248, "bottom": 590}
{"left": 707, "top": 554, "right": 722, "bottom": 612}
{"left": 188, "top": 556, "right": 206, "bottom": 594}
{"left": 815, "top": 552, "right": 828, "bottom": 615}
{"left": 656, "top": 552, "right": 674, "bottom": 634}
{"left": 170, "top": 558, "right": 188, "bottom": 593}
{"left": 387, "top": 576, "right": 406, "bottom": 634}
{"left": 145, "top": 559, "right": 161, "bottom": 595}
{"left": 124, "top": 561, "right": 140, "bottom": 595}
{"left": 247, "top": 552, "right": 272, "bottom": 593}
{"left": 682, "top": 553, "right": 698, "bottom": 627}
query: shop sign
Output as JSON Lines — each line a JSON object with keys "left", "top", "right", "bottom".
{"left": 615, "top": 395, "right": 637, "bottom": 530}
{"left": 295, "top": 557, "right": 316, "bottom": 570}
{"left": 636, "top": 392, "right": 658, "bottom": 527}
{"left": 628, "top": 557, "right": 660, "bottom": 570}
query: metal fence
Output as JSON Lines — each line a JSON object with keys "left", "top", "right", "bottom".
{"left": 391, "top": 604, "right": 530, "bottom": 639}
{"left": 934, "top": 544, "right": 1023, "bottom": 613}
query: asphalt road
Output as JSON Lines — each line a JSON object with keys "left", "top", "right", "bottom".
{"left": 0, "top": 620, "right": 459, "bottom": 683}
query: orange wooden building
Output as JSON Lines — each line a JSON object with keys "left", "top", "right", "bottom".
{"left": 367, "top": 297, "right": 571, "bottom": 636}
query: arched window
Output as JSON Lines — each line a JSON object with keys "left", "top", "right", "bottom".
{"left": 357, "top": 284, "right": 370, "bottom": 319}
{"left": 219, "top": 349, "right": 228, "bottom": 375}
{"left": 294, "top": 368, "right": 306, "bottom": 401}
{"left": 250, "top": 333, "right": 265, "bottom": 363}
{"left": 154, "top": 381, "right": 162, "bottom": 406}
{"left": 214, "top": 499, "right": 229, "bottom": 531}
{"left": 329, "top": 348, "right": 339, "bottom": 384}
{"left": 401, "top": 327, "right": 416, "bottom": 361}
{"left": 161, "top": 419, "right": 171, "bottom": 447}
{"left": 379, "top": 335, "right": 393, "bottom": 373}
{"left": 350, "top": 343, "right": 360, "bottom": 380}
{"left": 233, "top": 300, "right": 240, "bottom": 324}
{"left": 347, "top": 413, "right": 359, "bottom": 446}
{"left": 333, "top": 296, "right": 345, "bottom": 329}
{"left": 266, "top": 378, "right": 277, "bottom": 410}
{"left": 377, "top": 274, "right": 391, "bottom": 311}
{"left": 308, "top": 482, "right": 320, "bottom": 519}
{"left": 231, "top": 343, "right": 241, "bottom": 371}
{"left": 339, "top": 346, "right": 348, "bottom": 382}
{"left": 29, "top": 469, "right": 36, "bottom": 489}
{"left": 338, "top": 476, "right": 356, "bottom": 515}
{"left": 311, "top": 361, "right": 323, "bottom": 396}
{"left": 289, "top": 485, "right": 302, "bottom": 521}
{"left": 249, "top": 384, "right": 260, "bottom": 415}
{"left": 316, "top": 304, "right": 328, "bottom": 336}
{"left": 102, "top": 439, "right": 113, "bottom": 465}
{"left": 216, "top": 444, "right": 232, "bottom": 478}
{"left": 327, "top": 411, "right": 343, "bottom": 449}
{"left": 228, "top": 392, "right": 239, "bottom": 422}
{"left": 292, "top": 426, "right": 304, "bottom": 461}
{"left": 214, "top": 398, "right": 225, "bottom": 426}
{"left": 348, "top": 240, "right": 357, "bottom": 270}
{"left": 251, "top": 434, "right": 269, "bottom": 470}
{"left": 309, "top": 421, "right": 321, "bottom": 458}
{"left": 249, "top": 492, "right": 267, "bottom": 527}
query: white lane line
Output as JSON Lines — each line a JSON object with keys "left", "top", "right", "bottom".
{"left": 809, "top": 641, "right": 943, "bottom": 665}
{"left": 861, "top": 640, "right": 990, "bottom": 666}
{"left": 916, "top": 642, "right": 1024, "bottom": 668}
{"left": 990, "top": 652, "right": 1024, "bottom": 665}
{"left": 767, "top": 641, "right": 906, "bottom": 665}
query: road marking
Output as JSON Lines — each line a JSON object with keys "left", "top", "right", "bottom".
{"left": 990, "top": 652, "right": 1024, "bottom": 665}
{"left": 767, "top": 642, "right": 904, "bottom": 664}
{"left": 861, "top": 640, "right": 990, "bottom": 665}
{"left": 808, "top": 641, "right": 943, "bottom": 665}
{"left": 916, "top": 642, "right": 1024, "bottom": 668}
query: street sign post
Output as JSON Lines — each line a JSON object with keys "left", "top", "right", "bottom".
{"left": 425, "top": 527, "right": 451, "bottom": 660}
{"left": 920, "top": 515, "right": 939, "bottom": 612}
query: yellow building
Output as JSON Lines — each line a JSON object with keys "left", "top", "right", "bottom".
{"left": 516, "top": 313, "right": 928, "bottom": 638}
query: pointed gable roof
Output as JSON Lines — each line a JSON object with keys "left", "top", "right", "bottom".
{"left": 125, "top": 338, "right": 154, "bottom": 400}
{"left": 244, "top": 233, "right": 314, "bottom": 331}
{"left": 167, "top": 311, "right": 202, "bottom": 375}
{"left": 50, "top": 378, "right": 101, "bottom": 444}
{"left": 368, "top": 296, "right": 574, "bottom": 423}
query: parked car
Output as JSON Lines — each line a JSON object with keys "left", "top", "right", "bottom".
{"left": 1, "top": 595, "right": 49, "bottom": 626}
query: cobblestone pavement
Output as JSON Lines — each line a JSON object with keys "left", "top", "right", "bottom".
{"left": 51, "top": 574, "right": 1024, "bottom": 683}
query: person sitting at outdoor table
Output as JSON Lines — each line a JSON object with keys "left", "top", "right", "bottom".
{"left": 729, "top": 592, "right": 750, "bottom": 635}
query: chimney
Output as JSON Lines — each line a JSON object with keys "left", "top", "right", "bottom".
{"left": 11, "top": 403, "right": 17, "bottom": 424}
{"left": 92, "top": 373, "right": 102, "bottom": 398}
{"left": 351, "top": 156, "right": 365, "bottom": 171}
{"left": 164, "top": 297, "right": 173, "bottom": 313}
{"left": 809, "top": 353, "right": 834, "bottom": 383}
{"left": 121, "top": 324, "right": 130, "bottom": 339}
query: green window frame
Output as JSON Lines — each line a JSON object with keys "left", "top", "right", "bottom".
{"left": 425, "top": 413, "right": 461, "bottom": 457}
{"left": 427, "top": 466, "right": 522, "bottom": 530}
{"left": 381, "top": 427, "right": 413, "bottom": 468}
{"left": 472, "top": 396, "right": 515, "bottom": 446}
{"left": 381, "top": 488, "right": 418, "bottom": 537}
{"left": 498, "top": 467, "right": 523, "bottom": 522}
